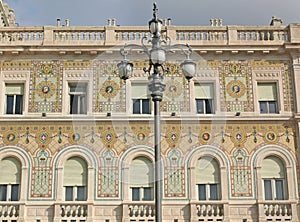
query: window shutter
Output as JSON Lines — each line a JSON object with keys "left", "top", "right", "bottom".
{"left": 6, "top": 84, "right": 24, "bottom": 95}
{"left": 262, "top": 156, "right": 285, "bottom": 178}
{"left": 196, "top": 157, "right": 220, "bottom": 184}
{"left": 0, "top": 158, "right": 21, "bottom": 184}
{"left": 63, "top": 157, "right": 87, "bottom": 186}
{"left": 194, "top": 83, "right": 214, "bottom": 99}
{"left": 258, "top": 83, "right": 277, "bottom": 100}
{"left": 131, "top": 83, "right": 150, "bottom": 98}
{"left": 130, "top": 157, "right": 153, "bottom": 187}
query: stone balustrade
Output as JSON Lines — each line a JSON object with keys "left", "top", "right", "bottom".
{"left": 0, "top": 24, "right": 298, "bottom": 48}
{"left": 264, "top": 202, "right": 292, "bottom": 220}
{"left": 196, "top": 202, "right": 224, "bottom": 221}
{"left": 127, "top": 203, "right": 155, "bottom": 220}
{"left": 0, "top": 204, "right": 19, "bottom": 220}
{"left": 60, "top": 204, "right": 87, "bottom": 220}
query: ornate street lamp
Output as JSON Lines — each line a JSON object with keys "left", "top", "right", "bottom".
{"left": 117, "top": 3, "right": 196, "bottom": 222}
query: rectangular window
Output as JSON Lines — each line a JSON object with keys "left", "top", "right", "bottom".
{"left": 10, "top": 184, "right": 19, "bottom": 201}
{"left": 195, "top": 83, "right": 215, "bottom": 114}
{"left": 209, "top": 184, "right": 219, "bottom": 200}
{"left": 65, "top": 186, "right": 73, "bottom": 201}
{"left": 258, "top": 83, "right": 278, "bottom": 114}
{"left": 133, "top": 99, "right": 151, "bottom": 114}
{"left": 143, "top": 187, "right": 153, "bottom": 201}
{"left": 198, "top": 184, "right": 206, "bottom": 200}
{"left": 0, "top": 185, "right": 7, "bottom": 201}
{"left": 132, "top": 188, "right": 140, "bottom": 201}
{"left": 198, "top": 184, "right": 220, "bottom": 200}
{"left": 5, "top": 84, "right": 24, "bottom": 115}
{"left": 77, "top": 186, "right": 86, "bottom": 201}
{"left": 264, "top": 180, "right": 273, "bottom": 200}
{"left": 275, "top": 180, "right": 284, "bottom": 200}
{"left": 69, "top": 83, "right": 87, "bottom": 114}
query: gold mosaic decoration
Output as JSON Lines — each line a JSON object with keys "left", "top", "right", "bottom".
{"left": 226, "top": 80, "right": 246, "bottom": 98}
{"left": 36, "top": 81, "right": 56, "bottom": 99}
{"left": 165, "top": 80, "right": 182, "bottom": 98}
{"left": 100, "top": 80, "right": 120, "bottom": 99}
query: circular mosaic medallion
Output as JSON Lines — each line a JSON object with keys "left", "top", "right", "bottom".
{"left": 165, "top": 80, "right": 182, "bottom": 98}
{"left": 105, "top": 133, "right": 113, "bottom": 143}
{"left": 3, "top": 132, "right": 19, "bottom": 145}
{"left": 170, "top": 133, "right": 178, "bottom": 142}
{"left": 69, "top": 133, "right": 81, "bottom": 144}
{"left": 226, "top": 80, "right": 246, "bottom": 98}
{"left": 199, "top": 131, "right": 211, "bottom": 144}
{"left": 136, "top": 132, "right": 146, "bottom": 142}
{"left": 36, "top": 81, "right": 56, "bottom": 99}
{"left": 230, "top": 130, "right": 247, "bottom": 145}
{"left": 264, "top": 131, "right": 278, "bottom": 143}
{"left": 100, "top": 80, "right": 120, "bottom": 99}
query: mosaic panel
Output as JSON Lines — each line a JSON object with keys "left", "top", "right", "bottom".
{"left": 98, "top": 150, "right": 119, "bottom": 197}
{"left": 29, "top": 61, "right": 63, "bottom": 112}
{"left": 231, "top": 149, "right": 252, "bottom": 197}
{"left": 94, "top": 61, "right": 126, "bottom": 112}
{"left": 165, "top": 150, "right": 185, "bottom": 197}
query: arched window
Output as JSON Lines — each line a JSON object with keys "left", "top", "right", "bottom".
{"left": 129, "top": 156, "right": 154, "bottom": 201}
{"left": 63, "top": 157, "right": 87, "bottom": 201}
{"left": 196, "top": 157, "right": 221, "bottom": 200}
{"left": 0, "top": 157, "right": 21, "bottom": 201}
{"left": 262, "top": 156, "right": 286, "bottom": 200}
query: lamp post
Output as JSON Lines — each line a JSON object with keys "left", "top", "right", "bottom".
{"left": 118, "top": 3, "right": 196, "bottom": 221}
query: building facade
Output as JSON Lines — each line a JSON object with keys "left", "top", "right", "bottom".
{"left": 1, "top": 2, "right": 300, "bottom": 222}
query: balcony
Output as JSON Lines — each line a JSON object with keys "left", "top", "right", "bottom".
{"left": 123, "top": 202, "right": 155, "bottom": 222}
{"left": 261, "top": 201, "right": 293, "bottom": 221}
{"left": 0, "top": 203, "right": 20, "bottom": 221}
{"left": 54, "top": 203, "right": 88, "bottom": 222}
{"left": 190, "top": 201, "right": 226, "bottom": 222}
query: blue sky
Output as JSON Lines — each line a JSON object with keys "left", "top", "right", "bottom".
{"left": 6, "top": 0, "right": 300, "bottom": 27}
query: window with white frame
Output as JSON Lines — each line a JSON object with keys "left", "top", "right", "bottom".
{"left": 194, "top": 83, "right": 215, "bottom": 114}
{"left": 129, "top": 157, "right": 154, "bottom": 201}
{"left": 262, "top": 156, "right": 287, "bottom": 200}
{"left": 63, "top": 157, "right": 87, "bottom": 201}
{"left": 0, "top": 157, "right": 21, "bottom": 201}
{"left": 131, "top": 83, "right": 151, "bottom": 114}
{"left": 257, "top": 83, "right": 278, "bottom": 114}
{"left": 196, "top": 157, "right": 221, "bottom": 201}
{"left": 5, "top": 84, "right": 24, "bottom": 115}
{"left": 69, "top": 83, "right": 87, "bottom": 114}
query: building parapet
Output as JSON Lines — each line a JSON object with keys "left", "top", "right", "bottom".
{"left": 0, "top": 24, "right": 299, "bottom": 51}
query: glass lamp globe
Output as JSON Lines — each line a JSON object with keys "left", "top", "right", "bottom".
{"left": 117, "top": 60, "right": 133, "bottom": 81}
{"left": 181, "top": 59, "right": 196, "bottom": 81}
{"left": 150, "top": 48, "right": 166, "bottom": 65}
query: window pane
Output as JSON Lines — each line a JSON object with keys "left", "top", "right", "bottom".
{"left": 133, "top": 99, "right": 141, "bottom": 114}
{"left": 65, "top": 186, "right": 73, "bottom": 201}
{"left": 0, "top": 185, "right": 7, "bottom": 201}
{"left": 10, "top": 185, "right": 19, "bottom": 201}
{"left": 15, "top": 95, "right": 23, "bottom": 114}
{"left": 77, "top": 186, "right": 86, "bottom": 201}
{"left": 196, "top": 99, "right": 204, "bottom": 114}
{"left": 275, "top": 180, "right": 284, "bottom": 200}
{"left": 132, "top": 188, "right": 140, "bottom": 201}
{"left": 6, "top": 95, "right": 14, "bottom": 114}
{"left": 142, "top": 99, "right": 150, "bottom": 114}
{"left": 209, "top": 184, "right": 219, "bottom": 200}
{"left": 268, "top": 101, "right": 278, "bottom": 114}
{"left": 198, "top": 184, "right": 206, "bottom": 200}
{"left": 259, "top": 101, "right": 268, "bottom": 114}
{"left": 70, "top": 95, "right": 78, "bottom": 114}
{"left": 264, "top": 180, "right": 273, "bottom": 200}
{"left": 79, "top": 95, "right": 87, "bottom": 114}
{"left": 206, "top": 99, "right": 214, "bottom": 114}
{"left": 143, "top": 187, "right": 153, "bottom": 201}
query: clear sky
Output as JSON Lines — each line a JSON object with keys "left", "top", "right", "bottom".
{"left": 6, "top": 0, "right": 300, "bottom": 27}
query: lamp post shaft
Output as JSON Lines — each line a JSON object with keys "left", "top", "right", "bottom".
{"left": 154, "top": 98, "right": 162, "bottom": 222}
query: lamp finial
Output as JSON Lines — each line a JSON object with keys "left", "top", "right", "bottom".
{"left": 153, "top": 2, "right": 158, "bottom": 20}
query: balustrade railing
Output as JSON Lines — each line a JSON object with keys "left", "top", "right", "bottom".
{"left": 264, "top": 202, "right": 292, "bottom": 220}
{"left": 0, "top": 25, "right": 295, "bottom": 46}
{"left": 0, "top": 203, "right": 19, "bottom": 220}
{"left": 195, "top": 202, "right": 224, "bottom": 222}
{"left": 53, "top": 27, "right": 105, "bottom": 42}
{"left": 60, "top": 204, "right": 87, "bottom": 221}
{"left": 126, "top": 202, "right": 155, "bottom": 220}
